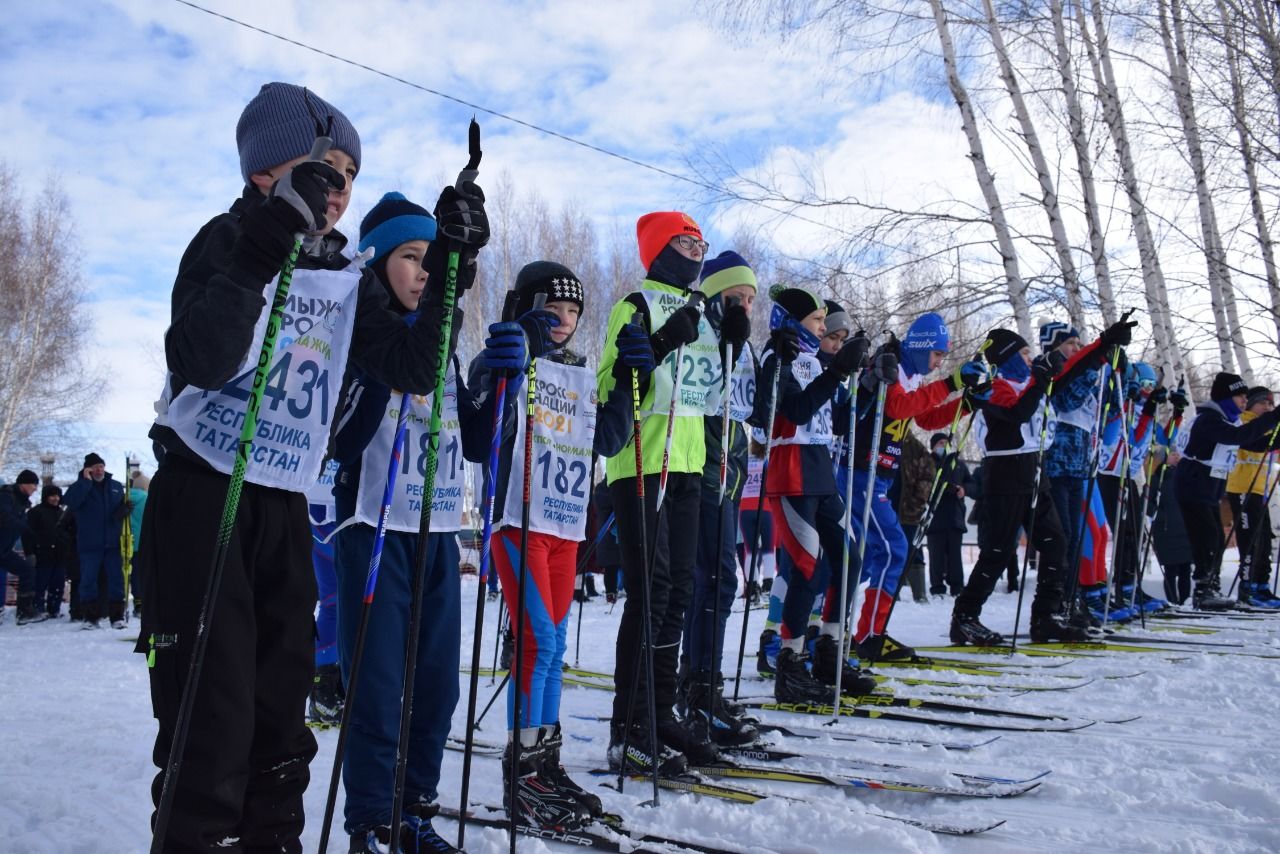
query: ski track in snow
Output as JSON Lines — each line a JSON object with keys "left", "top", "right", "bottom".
{"left": 2, "top": 562, "right": 1278, "bottom": 853}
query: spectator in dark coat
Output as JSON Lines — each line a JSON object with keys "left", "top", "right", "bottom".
{"left": 62, "top": 452, "right": 129, "bottom": 627}
{"left": 926, "top": 434, "right": 977, "bottom": 597}
{"left": 1, "top": 470, "right": 40, "bottom": 623}
{"left": 895, "top": 431, "right": 935, "bottom": 602}
{"left": 23, "top": 484, "right": 74, "bottom": 618}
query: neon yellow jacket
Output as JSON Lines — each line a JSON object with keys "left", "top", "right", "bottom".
{"left": 1226, "top": 411, "right": 1272, "bottom": 495}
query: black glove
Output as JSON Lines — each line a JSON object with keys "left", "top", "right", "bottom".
{"left": 1151, "top": 386, "right": 1169, "bottom": 405}
{"left": 232, "top": 171, "right": 340, "bottom": 286}
{"left": 433, "top": 183, "right": 490, "bottom": 248}
{"left": 831, "top": 332, "right": 871, "bottom": 378}
{"left": 1141, "top": 395, "right": 1159, "bottom": 417}
{"left": 871, "top": 351, "right": 898, "bottom": 384}
{"left": 720, "top": 302, "right": 751, "bottom": 356}
{"left": 422, "top": 240, "right": 479, "bottom": 296}
{"left": 1100, "top": 316, "right": 1137, "bottom": 348}
{"left": 768, "top": 327, "right": 800, "bottom": 365}
{"left": 651, "top": 306, "right": 701, "bottom": 363}
{"left": 1170, "top": 388, "right": 1190, "bottom": 413}
{"left": 1031, "top": 354, "right": 1056, "bottom": 386}
{"left": 271, "top": 159, "right": 345, "bottom": 233}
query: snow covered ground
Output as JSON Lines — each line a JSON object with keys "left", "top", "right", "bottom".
{"left": 3, "top": 558, "right": 1279, "bottom": 853}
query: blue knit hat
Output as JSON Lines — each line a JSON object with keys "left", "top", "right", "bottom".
{"left": 359, "top": 192, "right": 437, "bottom": 262}
{"left": 700, "top": 251, "right": 757, "bottom": 297}
{"left": 236, "top": 83, "right": 361, "bottom": 186}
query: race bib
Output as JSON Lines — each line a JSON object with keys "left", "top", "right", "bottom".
{"left": 500, "top": 359, "right": 597, "bottom": 539}
{"left": 640, "top": 290, "right": 721, "bottom": 418}
{"left": 728, "top": 344, "right": 756, "bottom": 422}
{"left": 354, "top": 362, "right": 466, "bottom": 533}
{"left": 156, "top": 266, "right": 360, "bottom": 492}
{"left": 774, "top": 354, "right": 832, "bottom": 446}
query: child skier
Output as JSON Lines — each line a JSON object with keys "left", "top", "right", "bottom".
{"left": 950, "top": 319, "right": 1132, "bottom": 645}
{"left": 1225, "top": 387, "right": 1280, "bottom": 607}
{"left": 1176, "top": 372, "right": 1280, "bottom": 610}
{"left": 470, "top": 260, "right": 653, "bottom": 828}
{"left": 681, "top": 251, "right": 758, "bottom": 746}
{"left": 137, "top": 83, "right": 487, "bottom": 851}
{"left": 758, "top": 288, "right": 876, "bottom": 703}
{"left": 841, "top": 313, "right": 983, "bottom": 662}
{"left": 598, "top": 212, "right": 744, "bottom": 773}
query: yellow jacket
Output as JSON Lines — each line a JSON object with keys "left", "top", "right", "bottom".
{"left": 1226, "top": 411, "right": 1272, "bottom": 495}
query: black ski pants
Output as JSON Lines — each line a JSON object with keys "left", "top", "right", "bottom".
{"left": 1228, "top": 492, "right": 1274, "bottom": 586}
{"left": 137, "top": 455, "right": 316, "bottom": 853}
{"left": 956, "top": 483, "right": 1067, "bottom": 619}
{"left": 1179, "top": 497, "right": 1225, "bottom": 591}
{"left": 927, "top": 527, "right": 965, "bottom": 595}
{"left": 610, "top": 472, "right": 700, "bottom": 727}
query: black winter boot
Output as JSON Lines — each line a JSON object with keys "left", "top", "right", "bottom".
{"left": 685, "top": 674, "right": 758, "bottom": 746}
{"left": 81, "top": 601, "right": 101, "bottom": 629}
{"left": 16, "top": 593, "right": 46, "bottom": 625}
{"left": 950, "top": 611, "right": 1005, "bottom": 646}
{"left": 1029, "top": 609, "right": 1091, "bottom": 643}
{"left": 108, "top": 600, "right": 127, "bottom": 629}
{"left": 1193, "top": 579, "right": 1236, "bottom": 611}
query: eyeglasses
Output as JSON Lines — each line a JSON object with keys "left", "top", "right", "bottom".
{"left": 673, "top": 235, "right": 709, "bottom": 254}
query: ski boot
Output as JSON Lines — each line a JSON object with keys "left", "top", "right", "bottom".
{"left": 1029, "top": 609, "right": 1091, "bottom": 643}
{"left": 1192, "top": 580, "right": 1236, "bottom": 611}
{"left": 541, "top": 723, "right": 604, "bottom": 818}
{"left": 714, "top": 672, "right": 754, "bottom": 721}
{"left": 348, "top": 824, "right": 403, "bottom": 853}
{"left": 773, "top": 647, "right": 836, "bottom": 705}
{"left": 1242, "top": 582, "right": 1280, "bottom": 609}
{"left": 309, "top": 662, "right": 345, "bottom": 728}
{"left": 1103, "top": 586, "right": 1138, "bottom": 623}
{"left": 685, "top": 674, "right": 758, "bottom": 746}
{"left": 607, "top": 721, "right": 688, "bottom": 776}
{"left": 810, "top": 635, "right": 877, "bottom": 696}
{"left": 504, "top": 733, "right": 590, "bottom": 831}
{"left": 404, "top": 802, "right": 461, "bottom": 853}
{"left": 657, "top": 714, "right": 720, "bottom": 765}
{"left": 744, "top": 579, "right": 761, "bottom": 608}
{"left": 949, "top": 612, "right": 1005, "bottom": 646}
{"left": 854, "top": 633, "right": 916, "bottom": 662}
{"left": 756, "top": 628, "right": 780, "bottom": 677}
{"left": 1132, "top": 586, "right": 1168, "bottom": 614}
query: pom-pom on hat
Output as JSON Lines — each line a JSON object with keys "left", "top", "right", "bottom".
{"left": 823, "top": 300, "right": 852, "bottom": 338}
{"left": 770, "top": 285, "right": 824, "bottom": 322}
{"left": 16, "top": 469, "right": 38, "bottom": 485}
{"left": 700, "top": 251, "right": 757, "bottom": 298}
{"left": 1211, "top": 372, "right": 1248, "bottom": 402}
{"left": 979, "top": 328, "right": 1028, "bottom": 367}
{"left": 512, "top": 261, "right": 584, "bottom": 317}
{"left": 1038, "top": 319, "right": 1079, "bottom": 352}
{"left": 636, "top": 212, "right": 703, "bottom": 271}
{"left": 236, "top": 82, "right": 361, "bottom": 186}
{"left": 358, "top": 192, "right": 437, "bottom": 263}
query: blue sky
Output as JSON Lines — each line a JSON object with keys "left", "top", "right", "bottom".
{"left": 3, "top": 0, "right": 971, "bottom": 478}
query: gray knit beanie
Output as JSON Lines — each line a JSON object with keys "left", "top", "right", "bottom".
{"left": 236, "top": 83, "right": 361, "bottom": 186}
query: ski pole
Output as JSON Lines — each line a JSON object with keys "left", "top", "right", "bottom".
{"left": 830, "top": 366, "right": 862, "bottom": 720}
{"left": 652, "top": 291, "right": 706, "bottom": 514}
{"left": 616, "top": 311, "right": 661, "bottom": 804}
{"left": 388, "top": 120, "right": 482, "bottom": 852}
{"left": 731, "top": 344, "right": 782, "bottom": 702}
{"left": 1061, "top": 360, "right": 1115, "bottom": 612}
{"left": 317, "top": 389, "right": 413, "bottom": 854}
{"left": 151, "top": 129, "right": 333, "bottom": 854}
{"left": 122, "top": 455, "right": 135, "bottom": 626}
{"left": 1133, "top": 405, "right": 1182, "bottom": 628}
{"left": 1221, "top": 419, "right": 1280, "bottom": 598}
{"left": 843, "top": 352, "right": 890, "bottom": 670}
{"left": 457, "top": 291, "right": 536, "bottom": 849}
{"left": 707, "top": 302, "right": 737, "bottom": 732}
{"left": 1101, "top": 399, "right": 1138, "bottom": 627}
{"left": 508, "top": 342, "right": 539, "bottom": 852}
{"left": 475, "top": 672, "right": 510, "bottom": 730}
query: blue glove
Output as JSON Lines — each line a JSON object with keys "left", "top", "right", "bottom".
{"left": 480, "top": 321, "right": 530, "bottom": 377}
{"left": 517, "top": 309, "right": 560, "bottom": 358}
{"left": 613, "top": 321, "right": 655, "bottom": 384}
{"left": 951, "top": 359, "right": 992, "bottom": 395}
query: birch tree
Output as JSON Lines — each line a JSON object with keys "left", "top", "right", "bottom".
{"left": 928, "top": 0, "right": 1032, "bottom": 340}
{"left": 1156, "top": 0, "right": 1252, "bottom": 380}
{"left": 982, "top": 0, "right": 1086, "bottom": 332}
